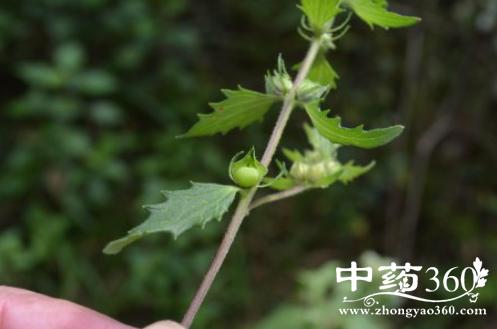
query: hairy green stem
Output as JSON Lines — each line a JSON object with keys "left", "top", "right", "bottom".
{"left": 181, "top": 38, "right": 322, "bottom": 328}
{"left": 249, "top": 185, "right": 309, "bottom": 211}
{"left": 261, "top": 39, "right": 321, "bottom": 166}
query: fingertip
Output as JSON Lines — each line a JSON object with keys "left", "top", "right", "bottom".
{"left": 143, "top": 320, "right": 185, "bottom": 329}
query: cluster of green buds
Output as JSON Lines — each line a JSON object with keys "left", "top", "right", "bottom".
{"left": 278, "top": 124, "right": 344, "bottom": 187}
{"left": 265, "top": 55, "right": 293, "bottom": 97}
{"left": 265, "top": 55, "right": 328, "bottom": 103}
{"left": 296, "top": 79, "right": 328, "bottom": 103}
{"left": 289, "top": 150, "right": 342, "bottom": 184}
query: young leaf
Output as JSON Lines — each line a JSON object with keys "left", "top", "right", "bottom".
{"left": 338, "top": 161, "right": 376, "bottom": 184}
{"left": 304, "top": 102, "right": 404, "bottom": 149}
{"left": 307, "top": 52, "right": 339, "bottom": 89}
{"left": 344, "top": 0, "right": 420, "bottom": 29}
{"left": 182, "top": 87, "right": 278, "bottom": 137}
{"left": 283, "top": 148, "right": 304, "bottom": 162}
{"left": 259, "top": 160, "right": 292, "bottom": 190}
{"left": 303, "top": 122, "right": 338, "bottom": 158}
{"left": 280, "top": 126, "right": 376, "bottom": 189}
{"left": 103, "top": 183, "right": 240, "bottom": 254}
{"left": 263, "top": 176, "right": 297, "bottom": 191}
{"left": 299, "top": 0, "right": 341, "bottom": 31}
{"left": 372, "top": 0, "right": 388, "bottom": 7}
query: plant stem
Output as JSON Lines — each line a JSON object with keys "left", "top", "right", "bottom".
{"left": 180, "top": 190, "right": 254, "bottom": 329}
{"left": 261, "top": 39, "right": 321, "bottom": 166}
{"left": 181, "top": 38, "right": 321, "bottom": 329}
{"left": 249, "top": 186, "right": 309, "bottom": 211}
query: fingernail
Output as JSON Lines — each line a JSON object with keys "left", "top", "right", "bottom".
{"left": 143, "top": 320, "right": 185, "bottom": 329}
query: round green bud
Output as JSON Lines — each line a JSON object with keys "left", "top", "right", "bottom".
{"left": 308, "top": 162, "right": 328, "bottom": 182}
{"left": 325, "top": 161, "right": 341, "bottom": 176}
{"left": 321, "top": 33, "right": 336, "bottom": 50}
{"left": 266, "top": 73, "right": 293, "bottom": 96}
{"left": 296, "top": 79, "right": 328, "bottom": 103}
{"left": 232, "top": 166, "right": 261, "bottom": 188}
{"left": 290, "top": 162, "right": 310, "bottom": 181}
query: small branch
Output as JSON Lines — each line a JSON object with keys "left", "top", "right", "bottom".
{"left": 397, "top": 51, "right": 469, "bottom": 259}
{"left": 398, "top": 114, "right": 452, "bottom": 259}
{"left": 180, "top": 191, "right": 254, "bottom": 328}
{"left": 181, "top": 39, "right": 322, "bottom": 328}
{"left": 383, "top": 27, "right": 424, "bottom": 252}
{"left": 260, "top": 39, "right": 321, "bottom": 167}
{"left": 249, "top": 186, "right": 309, "bottom": 211}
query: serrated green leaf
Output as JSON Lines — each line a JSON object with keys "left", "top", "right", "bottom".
{"left": 299, "top": 0, "right": 341, "bottom": 30}
{"left": 103, "top": 183, "right": 239, "bottom": 254}
{"left": 304, "top": 102, "right": 404, "bottom": 149}
{"left": 307, "top": 52, "right": 339, "bottom": 89}
{"left": 339, "top": 160, "right": 375, "bottom": 183}
{"left": 182, "top": 87, "right": 278, "bottom": 137}
{"left": 344, "top": 0, "right": 420, "bottom": 29}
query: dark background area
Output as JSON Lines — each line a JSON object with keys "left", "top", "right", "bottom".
{"left": 0, "top": 0, "right": 496, "bottom": 328}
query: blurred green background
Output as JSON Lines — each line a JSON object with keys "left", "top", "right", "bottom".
{"left": 0, "top": 0, "right": 496, "bottom": 328}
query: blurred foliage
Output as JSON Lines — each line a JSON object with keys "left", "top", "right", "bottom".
{"left": 254, "top": 252, "right": 398, "bottom": 329}
{"left": 0, "top": 0, "right": 496, "bottom": 328}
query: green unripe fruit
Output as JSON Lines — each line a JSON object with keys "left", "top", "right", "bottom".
{"left": 232, "top": 166, "right": 261, "bottom": 188}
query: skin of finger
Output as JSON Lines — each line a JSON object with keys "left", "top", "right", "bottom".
{"left": 0, "top": 286, "right": 136, "bottom": 329}
{"left": 143, "top": 320, "right": 185, "bottom": 329}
